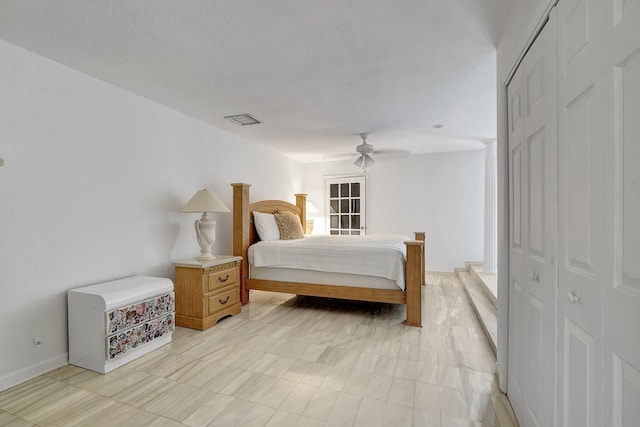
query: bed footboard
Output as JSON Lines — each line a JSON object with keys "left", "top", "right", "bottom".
{"left": 414, "top": 232, "right": 426, "bottom": 286}
{"left": 404, "top": 240, "right": 423, "bottom": 327}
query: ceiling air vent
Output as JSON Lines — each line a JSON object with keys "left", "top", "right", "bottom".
{"left": 224, "top": 113, "right": 262, "bottom": 126}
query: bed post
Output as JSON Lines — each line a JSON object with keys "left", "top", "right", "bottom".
{"left": 295, "top": 193, "right": 307, "bottom": 232}
{"left": 404, "top": 240, "right": 423, "bottom": 327}
{"left": 232, "top": 183, "right": 251, "bottom": 304}
{"left": 414, "top": 232, "right": 426, "bottom": 286}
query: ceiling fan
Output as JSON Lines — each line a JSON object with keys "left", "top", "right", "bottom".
{"left": 354, "top": 133, "right": 376, "bottom": 169}
{"left": 352, "top": 133, "right": 410, "bottom": 170}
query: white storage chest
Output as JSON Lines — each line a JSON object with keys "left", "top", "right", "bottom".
{"left": 68, "top": 275, "right": 174, "bottom": 374}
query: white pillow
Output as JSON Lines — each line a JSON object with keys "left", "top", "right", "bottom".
{"left": 253, "top": 211, "right": 281, "bottom": 241}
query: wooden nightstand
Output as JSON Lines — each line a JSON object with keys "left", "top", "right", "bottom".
{"left": 173, "top": 256, "right": 242, "bottom": 330}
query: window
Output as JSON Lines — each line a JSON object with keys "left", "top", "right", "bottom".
{"left": 324, "top": 175, "right": 366, "bottom": 235}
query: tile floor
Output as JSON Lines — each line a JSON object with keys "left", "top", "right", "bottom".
{"left": 0, "top": 274, "right": 519, "bottom": 426}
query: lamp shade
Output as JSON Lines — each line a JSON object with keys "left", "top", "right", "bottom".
{"left": 181, "top": 189, "right": 230, "bottom": 213}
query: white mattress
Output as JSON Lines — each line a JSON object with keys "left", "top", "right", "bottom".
{"left": 250, "top": 267, "right": 400, "bottom": 290}
{"left": 248, "top": 235, "right": 408, "bottom": 290}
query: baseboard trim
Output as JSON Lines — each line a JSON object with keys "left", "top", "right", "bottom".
{"left": 465, "top": 261, "right": 483, "bottom": 269}
{"left": 0, "top": 353, "right": 68, "bottom": 392}
{"left": 426, "top": 270, "right": 456, "bottom": 276}
{"left": 453, "top": 261, "right": 484, "bottom": 275}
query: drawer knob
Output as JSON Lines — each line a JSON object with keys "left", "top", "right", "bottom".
{"left": 218, "top": 274, "right": 230, "bottom": 283}
{"left": 219, "top": 296, "right": 230, "bottom": 305}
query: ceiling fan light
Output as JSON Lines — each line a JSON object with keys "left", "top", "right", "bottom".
{"left": 354, "top": 133, "right": 375, "bottom": 170}
{"left": 363, "top": 154, "right": 375, "bottom": 167}
{"left": 354, "top": 153, "right": 375, "bottom": 169}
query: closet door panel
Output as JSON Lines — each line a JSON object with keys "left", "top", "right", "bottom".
{"left": 511, "top": 137, "right": 524, "bottom": 252}
{"left": 522, "top": 16, "right": 558, "bottom": 427}
{"left": 563, "top": 319, "right": 595, "bottom": 427}
{"left": 507, "top": 64, "right": 526, "bottom": 420}
{"left": 564, "top": 86, "right": 597, "bottom": 277}
{"left": 526, "top": 129, "right": 546, "bottom": 259}
{"left": 604, "top": 2, "right": 640, "bottom": 426}
{"left": 523, "top": 293, "right": 545, "bottom": 424}
{"left": 557, "top": 0, "right": 606, "bottom": 425}
{"left": 507, "top": 13, "right": 557, "bottom": 427}
{"left": 508, "top": 278, "right": 524, "bottom": 416}
{"left": 613, "top": 0, "right": 640, "bottom": 25}
{"left": 612, "top": 355, "right": 640, "bottom": 427}
{"left": 617, "top": 49, "right": 640, "bottom": 292}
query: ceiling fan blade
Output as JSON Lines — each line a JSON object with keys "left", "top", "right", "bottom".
{"left": 321, "top": 133, "right": 411, "bottom": 163}
{"left": 373, "top": 149, "right": 411, "bottom": 158}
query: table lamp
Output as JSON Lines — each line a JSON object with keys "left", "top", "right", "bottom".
{"left": 181, "top": 189, "right": 230, "bottom": 260}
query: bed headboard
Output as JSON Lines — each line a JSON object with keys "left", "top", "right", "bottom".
{"left": 247, "top": 199, "right": 303, "bottom": 246}
{"left": 231, "top": 183, "right": 307, "bottom": 303}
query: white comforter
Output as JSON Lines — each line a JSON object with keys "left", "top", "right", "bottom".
{"left": 248, "top": 235, "right": 409, "bottom": 290}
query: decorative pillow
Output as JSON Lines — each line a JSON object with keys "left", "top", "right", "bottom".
{"left": 253, "top": 211, "right": 281, "bottom": 241}
{"left": 273, "top": 211, "right": 305, "bottom": 240}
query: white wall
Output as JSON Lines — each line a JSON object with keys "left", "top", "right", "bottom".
{"left": 0, "top": 39, "right": 303, "bottom": 390}
{"left": 302, "top": 150, "right": 485, "bottom": 272}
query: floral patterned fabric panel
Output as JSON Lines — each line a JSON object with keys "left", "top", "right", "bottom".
{"left": 106, "top": 313, "right": 175, "bottom": 360}
{"left": 106, "top": 292, "right": 175, "bottom": 334}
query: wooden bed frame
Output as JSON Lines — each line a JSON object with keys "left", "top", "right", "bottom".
{"left": 231, "top": 183, "right": 425, "bottom": 327}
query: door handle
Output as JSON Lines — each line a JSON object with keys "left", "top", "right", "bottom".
{"left": 530, "top": 272, "right": 540, "bottom": 282}
{"left": 567, "top": 292, "right": 581, "bottom": 304}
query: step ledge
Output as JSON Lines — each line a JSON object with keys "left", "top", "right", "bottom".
{"left": 457, "top": 271, "right": 497, "bottom": 356}
{"left": 469, "top": 265, "right": 497, "bottom": 308}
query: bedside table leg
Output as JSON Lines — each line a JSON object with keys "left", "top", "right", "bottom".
{"left": 241, "top": 276, "right": 250, "bottom": 304}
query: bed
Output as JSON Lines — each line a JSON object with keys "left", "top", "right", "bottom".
{"left": 231, "top": 183, "right": 425, "bottom": 327}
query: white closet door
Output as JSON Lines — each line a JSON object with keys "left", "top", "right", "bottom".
{"left": 602, "top": 1, "right": 640, "bottom": 426}
{"left": 507, "top": 52, "right": 526, "bottom": 422}
{"left": 557, "top": 0, "right": 640, "bottom": 425}
{"left": 507, "top": 12, "right": 558, "bottom": 427}
{"left": 556, "top": 0, "right": 607, "bottom": 425}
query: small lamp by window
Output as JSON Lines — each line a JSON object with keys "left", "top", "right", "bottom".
{"left": 305, "top": 201, "right": 319, "bottom": 234}
{"left": 181, "top": 189, "right": 230, "bottom": 260}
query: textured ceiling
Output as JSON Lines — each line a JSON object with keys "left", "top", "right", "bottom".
{"left": 0, "top": 0, "right": 512, "bottom": 163}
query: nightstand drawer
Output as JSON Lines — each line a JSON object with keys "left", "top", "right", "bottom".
{"left": 208, "top": 286, "right": 239, "bottom": 314}
{"left": 206, "top": 267, "right": 238, "bottom": 293}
